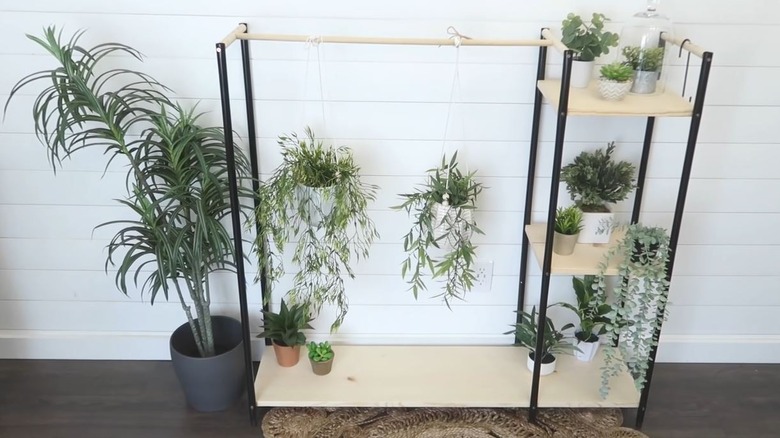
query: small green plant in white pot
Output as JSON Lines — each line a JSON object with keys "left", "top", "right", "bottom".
{"left": 622, "top": 46, "right": 665, "bottom": 94}
{"left": 598, "top": 62, "right": 634, "bottom": 101}
{"left": 558, "top": 276, "right": 611, "bottom": 362}
{"left": 560, "top": 142, "right": 636, "bottom": 244}
{"left": 307, "top": 341, "right": 335, "bottom": 376}
{"left": 561, "top": 12, "right": 619, "bottom": 88}
{"left": 505, "top": 306, "right": 577, "bottom": 376}
{"left": 553, "top": 206, "right": 584, "bottom": 256}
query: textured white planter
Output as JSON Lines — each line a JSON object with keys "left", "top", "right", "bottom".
{"left": 432, "top": 202, "right": 473, "bottom": 249}
{"left": 598, "top": 79, "right": 633, "bottom": 101}
{"left": 578, "top": 211, "right": 614, "bottom": 244}
{"left": 527, "top": 352, "right": 556, "bottom": 376}
{"left": 296, "top": 184, "right": 335, "bottom": 227}
{"left": 570, "top": 60, "right": 594, "bottom": 88}
{"left": 575, "top": 338, "right": 600, "bottom": 362}
{"left": 631, "top": 70, "right": 659, "bottom": 94}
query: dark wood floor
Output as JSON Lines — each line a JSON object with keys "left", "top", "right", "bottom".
{"left": 1, "top": 360, "right": 778, "bottom": 438}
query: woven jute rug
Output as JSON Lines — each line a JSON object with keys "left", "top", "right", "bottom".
{"left": 262, "top": 407, "right": 649, "bottom": 438}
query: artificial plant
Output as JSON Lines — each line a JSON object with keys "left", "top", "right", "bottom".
{"left": 554, "top": 205, "right": 584, "bottom": 236}
{"left": 600, "top": 62, "right": 634, "bottom": 83}
{"left": 5, "top": 27, "right": 251, "bottom": 358}
{"left": 558, "top": 276, "right": 611, "bottom": 342}
{"left": 307, "top": 341, "right": 335, "bottom": 363}
{"left": 561, "top": 13, "right": 620, "bottom": 62}
{"left": 560, "top": 142, "right": 636, "bottom": 213}
{"left": 622, "top": 46, "right": 665, "bottom": 72}
{"left": 505, "top": 306, "right": 577, "bottom": 362}
{"left": 258, "top": 300, "right": 314, "bottom": 347}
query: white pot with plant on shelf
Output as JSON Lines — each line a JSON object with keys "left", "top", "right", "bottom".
{"left": 598, "top": 62, "right": 634, "bottom": 101}
{"left": 553, "top": 206, "right": 583, "bottom": 256}
{"left": 622, "top": 46, "right": 665, "bottom": 95}
{"left": 505, "top": 306, "right": 577, "bottom": 376}
{"left": 560, "top": 12, "right": 619, "bottom": 88}
{"left": 557, "top": 276, "right": 611, "bottom": 362}
{"left": 560, "top": 142, "right": 636, "bottom": 244}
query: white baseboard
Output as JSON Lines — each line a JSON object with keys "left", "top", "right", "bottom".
{"left": 2, "top": 331, "right": 779, "bottom": 363}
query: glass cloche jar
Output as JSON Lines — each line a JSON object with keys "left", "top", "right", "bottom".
{"left": 618, "top": 0, "right": 673, "bottom": 94}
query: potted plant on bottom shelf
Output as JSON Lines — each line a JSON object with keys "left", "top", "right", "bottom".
{"left": 553, "top": 205, "right": 584, "bottom": 256}
{"left": 598, "top": 62, "right": 634, "bottom": 101}
{"left": 258, "top": 300, "right": 314, "bottom": 367}
{"left": 505, "top": 306, "right": 577, "bottom": 376}
{"left": 395, "top": 152, "right": 484, "bottom": 307}
{"left": 560, "top": 142, "right": 636, "bottom": 244}
{"left": 558, "top": 276, "right": 612, "bottom": 362}
{"left": 7, "top": 28, "right": 254, "bottom": 412}
{"left": 307, "top": 341, "right": 335, "bottom": 376}
{"left": 622, "top": 46, "right": 665, "bottom": 94}
{"left": 560, "top": 12, "right": 619, "bottom": 88}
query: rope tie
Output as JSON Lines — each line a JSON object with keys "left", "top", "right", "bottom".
{"left": 446, "top": 26, "right": 472, "bottom": 48}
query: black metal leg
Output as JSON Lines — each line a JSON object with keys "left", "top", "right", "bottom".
{"left": 631, "top": 117, "right": 655, "bottom": 224}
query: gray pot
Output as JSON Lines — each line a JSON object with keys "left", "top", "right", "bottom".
{"left": 631, "top": 70, "right": 659, "bottom": 94}
{"left": 170, "top": 315, "right": 245, "bottom": 412}
{"left": 553, "top": 232, "right": 578, "bottom": 256}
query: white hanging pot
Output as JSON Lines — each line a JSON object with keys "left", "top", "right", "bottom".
{"left": 432, "top": 202, "right": 473, "bottom": 250}
{"left": 578, "top": 210, "right": 615, "bottom": 244}
{"left": 570, "top": 60, "right": 595, "bottom": 88}
{"left": 527, "top": 352, "right": 557, "bottom": 376}
{"left": 574, "top": 335, "right": 600, "bottom": 362}
{"left": 296, "top": 184, "right": 335, "bottom": 227}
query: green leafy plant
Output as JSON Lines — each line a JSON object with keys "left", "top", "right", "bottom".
{"left": 258, "top": 300, "right": 315, "bottom": 347}
{"left": 561, "top": 13, "right": 619, "bottom": 62}
{"left": 257, "top": 128, "right": 378, "bottom": 332}
{"left": 560, "top": 142, "right": 636, "bottom": 212}
{"left": 307, "top": 341, "right": 335, "bottom": 362}
{"left": 622, "top": 46, "right": 665, "bottom": 72}
{"left": 599, "top": 62, "right": 634, "bottom": 82}
{"left": 558, "top": 276, "right": 611, "bottom": 342}
{"left": 554, "top": 206, "right": 584, "bottom": 235}
{"left": 505, "top": 306, "right": 577, "bottom": 362}
{"left": 5, "top": 27, "right": 252, "bottom": 358}
{"left": 596, "top": 224, "right": 671, "bottom": 398}
{"left": 394, "top": 153, "right": 484, "bottom": 307}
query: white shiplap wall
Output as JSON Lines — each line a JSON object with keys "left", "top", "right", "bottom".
{"left": 0, "top": 0, "right": 778, "bottom": 362}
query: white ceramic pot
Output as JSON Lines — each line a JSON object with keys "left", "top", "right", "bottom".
{"left": 570, "top": 60, "right": 594, "bottom": 88}
{"left": 296, "top": 184, "right": 335, "bottom": 227}
{"left": 578, "top": 211, "right": 615, "bottom": 244}
{"left": 553, "top": 232, "right": 578, "bottom": 256}
{"left": 432, "top": 202, "right": 473, "bottom": 249}
{"left": 526, "top": 352, "right": 557, "bottom": 376}
{"left": 631, "top": 70, "right": 659, "bottom": 94}
{"left": 598, "top": 79, "right": 633, "bottom": 101}
{"left": 575, "top": 338, "right": 600, "bottom": 362}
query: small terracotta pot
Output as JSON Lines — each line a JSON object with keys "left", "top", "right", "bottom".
{"left": 310, "top": 357, "right": 334, "bottom": 376}
{"left": 272, "top": 342, "right": 301, "bottom": 367}
{"left": 553, "top": 232, "right": 579, "bottom": 256}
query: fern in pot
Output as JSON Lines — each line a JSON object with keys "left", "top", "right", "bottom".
{"left": 553, "top": 205, "right": 584, "bottom": 256}
{"left": 6, "top": 28, "right": 254, "bottom": 411}
{"left": 598, "top": 62, "right": 634, "bottom": 101}
{"left": 505, "top": 306, "right": 577, "bottom": 376}
{"left": 394, "top": 153, "right": 484, "bottom": 307}
{"left": 557, "top": 276, "right": 611, "bottom": 362}
{"left": 257, "top": 128, "right": 378, "bottom": 332}
{"left": 560, "top": 12, "right": 620, "bottom": 88}
{"left": 560, "top": 142, "right": 636, "bottom": 244}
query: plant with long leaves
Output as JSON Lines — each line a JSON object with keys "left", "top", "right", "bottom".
{"left": 5, "top": 27, "right": 252, "bottom": 358}
{"left": 504, "top": 306, "right": 578, "bottom": 362}
{"left": 557, "top": 276, "right": 611, "bottom": 342}
{"left": 257, "top": 300, "right": 314, "bottom": 347}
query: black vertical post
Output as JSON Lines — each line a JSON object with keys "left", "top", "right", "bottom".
{"left": 216, "top": 41, "right": 258, "bottom": 426}
{"left": 635, "top": 51, "right": 713, "bottom": 429}
{"left": 631, "top": 117, "right": 655, "bottom": 223}
{"left": 516, "top": 28, "right": 549, "bottom": 334}
{"left": 529, "top": 49, "right": 574, "bottom": 423}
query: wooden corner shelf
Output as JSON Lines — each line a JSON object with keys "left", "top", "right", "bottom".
{"left": 537, "top": 80, "right": 694, "bottom": 117}
{"left": 525, "top": 224, "right": 624, "bottom": 276}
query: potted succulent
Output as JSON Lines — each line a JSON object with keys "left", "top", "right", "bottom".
{"left": 557, "top": 276, "right": 611, "bottom": 361}
{"left": 505, "top": 306, "right": 577, "bottom": 376}
{"left": 560, "top": 142, "right": 636, "bottom": 244}
{"left": 553, "top": 206, "right": 584, "bottom": 256}
{"left": 258, "top": 300, "right": 314, "bottom": 367}
{"left": 7, "top": 28, "right": 253, "bottom": 412}
{"left": 307, "top": 341, "right": 335, "bottom": 376}
{"left": 598, "top": 62, "right": 634, "bottom": 101}
{"left": 395, "top": 153, "right": 484, "bottom": 307}
{"left": 560, "top": 12, "right": 620, "bottom": 88}
{"left": 622, "top": 46, "right": 665, "bottom": 94}
{"left": 596, "top": 224, "right": 671, "bottom": 398}
{"left": 257, "top": 128, "right": 379, "bottom": 332}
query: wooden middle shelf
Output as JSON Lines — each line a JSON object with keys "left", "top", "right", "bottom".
{"left": 537, "top": 79, "right": 694, "bottom": 117}
{"left": 525, "top": 224, "right": 624, "bottom": 275}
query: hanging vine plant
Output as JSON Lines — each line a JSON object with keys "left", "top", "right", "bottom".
{"left": 256, "top": 128, "right": 378, "bottom": 331}
{"left": 394, "top": 152, "right": 484, "bottom": 307}
{"left": 596, "top": 224, "right": 672, "bottom": 398}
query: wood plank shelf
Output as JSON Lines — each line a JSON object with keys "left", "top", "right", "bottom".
{"left": 537, "top": 80, "right": 693, "bottom": 117}
{"left": 254, "top": 345, "right": 639, "bottom": 408}
{"left": 525, "top": 224, "right": 624, "bottom": 275}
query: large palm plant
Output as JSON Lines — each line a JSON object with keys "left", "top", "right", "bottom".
{"left": 5, "top": 27, "right": 250, "bottom": 357}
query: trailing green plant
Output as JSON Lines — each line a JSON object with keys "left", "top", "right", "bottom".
{"left": 257, "top": 128, "right": 378, "bottom": 332}
{"left": 560, "top": 142, "right": 636, "bottom": 212}
{"left": 554, "top": 206, "right": 584, "bottom": 235}
{"left": 505, "top": 306, "right": 577, "bottom": 362}
{"left": 5, "top": 27, "right": 252, "bottom": 358}
{"left": 622, "top": 46, "right": 665, "bottom": 72}
{"left": 595, "top": 224, "right": 671, "bottom": 398}
{"left": 307, "top": 341, "right": 335, "bottom": 362}
{"left": 394, "top": 152, "right": 484, "bottom": 307}
{"left": 599, "top": 62, "right": 634, "bottom": 82}
{"left": 561, "top": 13, "right": 619, "bottom": 62}
{"left": 258, "top": 300, "right": 314, "bottom": 347}
{"left": 558, "top": 276, "right": 611, "bottom": 342}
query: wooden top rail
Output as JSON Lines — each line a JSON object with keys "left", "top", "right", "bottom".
{"left": 219, "top": 24, "right": 247, "bottom": 47}
{"left": 540, "top": 28, "right": 568, "bottom": 54}
{"left": 661, "top": 33, "right": 708, "bottom": 59}
{"left": 233, "top": 32, "right": 550, "bottom": 47}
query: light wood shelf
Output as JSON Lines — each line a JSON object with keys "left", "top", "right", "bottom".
{"left": 525, "top": 224, "right": 624, "bottom": 276}
{"left": 255, "top": 345, "right": 639, "bottom": 408}
{"left": 537, "top": 80, "right": 693, "bottom": 117}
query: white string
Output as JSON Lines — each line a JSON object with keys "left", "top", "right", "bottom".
{"left": 440, "top": 27, "right": 469, "bottom": 192}
{"left": 301, "top": 35, "right": 327, "bottom": 130}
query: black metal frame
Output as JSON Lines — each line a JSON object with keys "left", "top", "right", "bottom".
{"left": 519, "top": 29, "right": 713, "bottom": 427}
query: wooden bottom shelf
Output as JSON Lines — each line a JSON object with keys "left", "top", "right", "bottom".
{"left": 254, "top": 345, "right": 639, "bottom": 408}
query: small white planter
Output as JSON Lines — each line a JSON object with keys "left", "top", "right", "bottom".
{"left": 432, "top": 202, "right": 473, "bottom": 249}
{"left": 578, "top": 211, "right": 615, "bottom": 244}
{"left": 570, "top": 60, "right": 594, "bottom": 88}
{"left": 598, "top": 79, "right": 633, "bottom": 101}
{"left": 296, "top": 184, "right": 335, "bottom": 227}
{"left": 575, "top": 338, "right": 600, "bottom": 362}
{"left": 526, "top": 352, "right": 557, "bottom": 376}
{"left": 631, "top": 70, "right": 659, "bottom": 94}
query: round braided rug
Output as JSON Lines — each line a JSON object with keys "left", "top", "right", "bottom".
{"left": 261, "top": 408, "right": 650, "bottom": 438}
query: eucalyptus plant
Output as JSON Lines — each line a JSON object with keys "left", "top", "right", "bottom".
{"left": 505, "top": 306, "right": 577, "bottom": 362}
{"left": 561, "top": 13, "right": 619, "bottom": 62}
{"left": 394, "top": 153, "right": 484, "bottom": 307}
{"left": 596, "top": 224, "right": 671, "bottom": 398}
{"left": 5, "top": 28, "right": 252, "bottom": 357}
{"left": 257, "top": 128, "right": 378, "bottom": 332}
